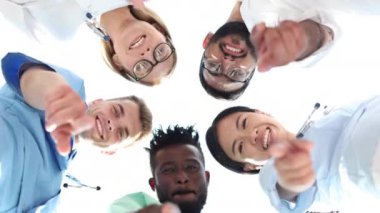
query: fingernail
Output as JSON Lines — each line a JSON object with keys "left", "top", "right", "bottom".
{"left": 46, "top": 123, "right": 57, "bottom": 132}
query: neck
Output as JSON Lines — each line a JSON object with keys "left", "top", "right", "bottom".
{"left": 227, "top": 1, "right": 243, "bottom": 22}
{"left": 100, "top": 6, "right": 136, "bottom": 40}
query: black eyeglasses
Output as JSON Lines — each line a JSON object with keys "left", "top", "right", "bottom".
{"left": 129, "top": 42, "right": 175, "bottom": 81}
{"left": 202, "top": 55, "right": 255, "bottom": 83}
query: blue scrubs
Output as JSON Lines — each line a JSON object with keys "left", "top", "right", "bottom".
{"left": 0, "top": 53, "right": 85, "bottom": 212}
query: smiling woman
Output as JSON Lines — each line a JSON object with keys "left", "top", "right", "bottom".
{"left": 0, "top": 0, "right": 177, "bottom": 86}
{"left": 206, "top": 96, "right": 380, "bottom": 212}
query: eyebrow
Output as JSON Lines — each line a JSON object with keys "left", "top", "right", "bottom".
{"left": 231, "top": 114, "right": 242, "bottom": 156}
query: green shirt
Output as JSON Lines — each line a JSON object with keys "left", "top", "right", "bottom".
{"left": 109, "top": 192, "right": 159, "bottom": 213}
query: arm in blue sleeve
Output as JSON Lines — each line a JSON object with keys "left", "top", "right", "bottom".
{"left": 1, "top": 52, "right": 55, "bottom": 96}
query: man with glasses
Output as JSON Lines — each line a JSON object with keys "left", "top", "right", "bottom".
{"left": 124, "top": 42, "right": 175, "bottom": 85}
{"left": 199, "top": 0, "right": 336, "bottom": 100}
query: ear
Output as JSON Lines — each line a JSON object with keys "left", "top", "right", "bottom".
{"left": 202, "top": 32, "right": 214, "bottom": 49}
{"left": 205, "top": 171, "right": 210, "bottom": 184}
{"left": 148, "top": 178, "right": 156, "bottom": 191}
{"left": 89, "top": 99, "right": 104, "bottom": 106}
{"left": 111, "top": 54, "right": 123, "bottom": 70}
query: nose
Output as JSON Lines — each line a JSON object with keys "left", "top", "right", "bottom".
{"left": 107, "top": 119, "right": 114, "bottom": 132}
{"left": 249, "top": 128, "right": 259, "bottom": 145}
{"left": 175, "top": 171, "right": 189, "bottom": 185}
{"left": 140, "top": 47, "right": 151, "bottom": 56}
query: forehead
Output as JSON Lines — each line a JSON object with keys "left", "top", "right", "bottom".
{"left": 154, "top": 144, "right": 203, "bottom": 166}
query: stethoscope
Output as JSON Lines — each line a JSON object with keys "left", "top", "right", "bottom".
{"left": 63, "top": 174, "right": 101, "bottom": 191}
{"left": 85, "top": 12, "right": 110, "bottom": 41}
{"left": 296, "top": 102, "right": 333, "bottom": 138}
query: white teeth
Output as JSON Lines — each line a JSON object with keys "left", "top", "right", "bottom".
{"left": 130, "top": 36, "right": 145, "bottom": 49}
{"left": 263, "top": 128, "right": 271, "bottom": 149}
{"left": 96, "top": 117, "right": 104, "bottom": 139}
{"left": 225, "top": 44, "right": 242, "bottom": 53}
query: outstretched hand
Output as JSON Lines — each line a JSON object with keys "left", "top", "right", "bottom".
{"left": 251, "top": 21, "right": 308, "bottom": 72}
{"left": 44, "top": 84, "right": 94, "bottom": 155}
{"left": 269, "top": 138, "right": 315, "bottom": 194}
{"left": 137, "top": 203, "right": 181, "bottom": 213}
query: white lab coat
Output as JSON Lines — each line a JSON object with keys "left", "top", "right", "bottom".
{"left": 0, "top": 0, "right": 131, "bottom": 40}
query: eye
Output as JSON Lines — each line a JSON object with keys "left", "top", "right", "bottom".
{"left": 185, "top": 163, "right": 199, "bottom": 172}
{"left": 134, "top": 61, "right": 151, "bottom": 75}
{"left": 206, "top": 62, "right": 220, "bottom": 70}
{"left": 118, "top": 128, "right": 123, "bottom": 140}
{"left": 161, "top": 167, "right": 175, "bottom": 174}
{"left": 243, "top": 118, "right": 247, "bottom": 129}
{"left": 238, "top": 142, "right": 244, "bottom": 154}
{"left": 229, "top": 69, "right": 246, "bottom": 78}
{"left": 154, "top": 44, "right": 171, "bottom": 61}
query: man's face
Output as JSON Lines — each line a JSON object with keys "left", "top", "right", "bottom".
{"left": 152, "top": 144, "right": 209, "bottom": 213}
{"left": 202, "top": 22, "right": 256, "bottom": 92}
{"left": 81, "top": 99, "right": 142, "bottom": 146}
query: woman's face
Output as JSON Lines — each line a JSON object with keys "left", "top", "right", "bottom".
{"left": 112, "top": 20, "right": 175, "bottom": 84}
{"left": 216, "top": 111, "right": 288, "bottom": 164}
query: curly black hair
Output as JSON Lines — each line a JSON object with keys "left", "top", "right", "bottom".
{"left": 147, "top": 125, "right": 205, "bottom": 172}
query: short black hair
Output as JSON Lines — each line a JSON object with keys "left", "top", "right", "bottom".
{"left": 147, "top": 125, "right": 205, "bottom": 172}
{"left": 206, "top": 106, "right": 260, "bottom": 174}
{"left": 199, "top": 55, "right": 254, "bottom": 100}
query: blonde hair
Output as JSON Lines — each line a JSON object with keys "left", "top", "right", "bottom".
{"left": 101, "top": 5, "right": 177, "bottom": 86}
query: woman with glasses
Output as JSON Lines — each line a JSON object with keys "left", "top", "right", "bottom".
{"left": 0, "top": 0, "right": 177, "bottom": 86}
{"left": 206, "top": 96, "right": 380, "bottom": 212}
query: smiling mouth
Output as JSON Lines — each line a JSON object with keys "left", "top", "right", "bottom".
{"left": 129, "top": 35, "right": 146, "bottom": 49}
{"left": 221, "top": 43, "right": 246, "bottom": 57}
{"left": 95, "top": 116, "right": 104, "bottom": 140}
{"left": 263, "top": 127, "right": 271, "bottom": 150}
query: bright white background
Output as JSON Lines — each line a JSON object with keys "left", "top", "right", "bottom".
{"left": 1, "top": 0, "right": 380, "bottom": 212}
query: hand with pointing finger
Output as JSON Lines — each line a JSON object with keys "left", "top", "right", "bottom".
{"left": 44, "top": 84, "right": 94, "bottom": 155}
{"left": 269, "top": 138, "right": 315, "bottom": 194}
{"left": 251, "top": 21, "right": 310, "bottom": 72}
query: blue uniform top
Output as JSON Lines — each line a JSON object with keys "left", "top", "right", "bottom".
{"left": 260, "top": 96, "right": 380, "bottom": 212}
{"left": 0, "top": 52, "right": 85, "bottom": 213}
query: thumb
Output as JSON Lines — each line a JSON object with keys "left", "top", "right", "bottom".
{"left": 71, "top": 116, "right": 94, "bottom": 135}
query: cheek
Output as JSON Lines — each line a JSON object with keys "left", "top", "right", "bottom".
{"left": 156, "top": 176, "right": 172, "bottom": 188}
